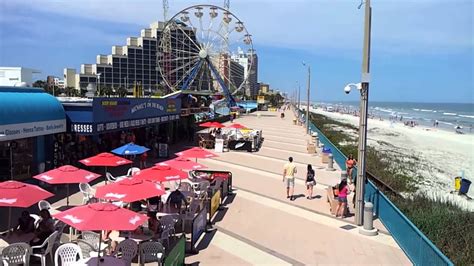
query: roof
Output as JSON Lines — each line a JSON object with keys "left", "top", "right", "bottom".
{"left": 0, "top": 87, "right": 65, "bottom": 125}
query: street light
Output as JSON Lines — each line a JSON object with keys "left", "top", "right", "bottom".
{"left": 296, "top": 81, "right": 300, "bottom": 110}
{"left": 302, "top": 61, "right": 311, "bottom": 134}
{"left": 346, "top": 0, "right": 372, "bottom": 226}
{"left": 96, "top": 73, "right": 102, "bottom": 96}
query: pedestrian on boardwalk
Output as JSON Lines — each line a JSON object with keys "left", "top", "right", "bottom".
{"left": 283, "top": 157, "right": 297, "bottom": 201}
{"left": 335, "top": 179, "right": 349, "bottom": 218}
{"left": 306, "top": 164, "right": 316, "bottom": 199}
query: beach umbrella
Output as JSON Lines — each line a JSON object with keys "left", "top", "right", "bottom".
{"left": 0, "top": 180, "right": 54, "bottom": 229}
{"left": 156, "top": 157, "right": 207, "bottom": 171}
{"left": 134, "top": 165, "right": 188, "bottom": 182}
{"left": 111, "top": 142, "right": 150, "bottom": 156}
{"left": 53, "top": 202, "right": 147, "bottom": 262}
{"left": 33, "top": 165, "right": 101, "bottom": 206}
{"left": 79, "top": 153, "right": 132, "bottom": 184}
{"left": 95, "top": 178, "right": 165, "bottom": 203}
{"left": 175, "top": 147, "right": 218, "bottom": 162}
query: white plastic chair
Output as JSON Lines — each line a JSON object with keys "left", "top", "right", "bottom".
{"left": 80, "top": 231, "right": 108, "bottom": 252}
{"left": 178, "top": 182, "right": 193, "bottom": 193}
{"left": 106, "top": 172, "right": 118, "bottom": 182}
{"left": 38, "top": 200, "right": 52, "bottom": 211}
{"left": 54, "top": 243, "right": 83, "bottom": 266}
{"left": 30, "top": 214, "right": 41, "bottom": 229}
{"left": 127, "top": 167, "right": 141, "bottom": 176}
{"left": 113, "top": 239, "right": 138, "bottom": 266}
{"left": 1, "top": 242, "right": 32, "bottom": 266}
{"left": 79, "top": 183, "right": 94, "bottom": 204}
{"left": 76, "top": 239, "right": 103, "bottom": 258}
{"left": 31, "top": 231, "right": 58, "bottom": 266}
{"left": 138, "top": 241, "right": 165, "bottom": 266}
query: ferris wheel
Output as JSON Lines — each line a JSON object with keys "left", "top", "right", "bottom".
{"left": 157, "top": 5, "right": 254, "bottom": 99}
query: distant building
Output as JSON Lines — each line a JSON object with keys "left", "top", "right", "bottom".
{"left": 0, "top": 67, "right": 41, "bottom": 87}
{"left": 64, "top": 21, "right": 198, "bottom": 95}
{"left": 231, "top": 48, "right": 258, "bottom": 98}
{"left": 259, "top": 83, "right": 270, "bottom": 94}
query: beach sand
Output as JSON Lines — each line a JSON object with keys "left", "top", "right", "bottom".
{"left": 310, "top": 107, "right": 474, "bottom": 211}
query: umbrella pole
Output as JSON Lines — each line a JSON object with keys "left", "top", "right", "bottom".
{"left": 104, "top": 167, "right": 108, "bottom": 185}
{"left": 67, "top": 184, "right": 70, "bottom": 206}
{"left": 8, "top": 207, "right": 11, "bottom": 231}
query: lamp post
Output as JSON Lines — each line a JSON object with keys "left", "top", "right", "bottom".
{"left": 96, "top": 73, "right": 102, "bottom": 96}
{"left": 297, "top": 81, "right": 301, "bottom": 110}
{"left": 347, "top": 0, "right": 372, "bottom": 226}
{"left": 302, "top": 62, "right": 311, "bottom": 134}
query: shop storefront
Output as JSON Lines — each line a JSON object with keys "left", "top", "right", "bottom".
{"left": 0, "top": 87, "right": 66, "bottom": 181}
{"left": 59, "top": 97, "right": 181, "bottom": 166}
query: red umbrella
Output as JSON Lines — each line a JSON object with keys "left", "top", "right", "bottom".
{"left": 156, "top": 157, "right": 207, "bottom": 170}
{"left": 53, "top": 202, "right": 147, "bottom": 262}
{"left": 227, "top": 123, "right": 247, "bottom": 129}
{"left": 175, "top": 147, "right": 218, "bottom": 160}
{"left": 210, "top": 122, "right": 225, "bottom": 128}
{"left": 95, "top": 178, "right": 165, "bottom": 203}
{"left": 79, "top": 152, "right": 132, "bottom": 167}
{"left": 199, "top": 122, "right": 214, "bottom": 127}
{"left": 33, "top": 165, "right": 101, "bottom": 184}
{"left": 134, "top": 165, "right": 188, "bottom": 182}
{"left": 33, "top": 165, "right": 101, "bottom": 206}
{"left": 0, "top": 181, "right": 54, "bottom": 228}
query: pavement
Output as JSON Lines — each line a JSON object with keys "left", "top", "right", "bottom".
{"left": 0, "top": 108, "right": 411, "bottom": 265}
{"left": 184, "top": 109, "right": 411, "bottom": 265}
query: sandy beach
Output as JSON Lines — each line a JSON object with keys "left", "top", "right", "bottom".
{"left": 310, "top": 106, "right": 474, "bottom": 211}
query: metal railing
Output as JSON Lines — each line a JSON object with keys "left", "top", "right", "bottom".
{"left": 294, "top": 106, "right": 453, "bottom": 266}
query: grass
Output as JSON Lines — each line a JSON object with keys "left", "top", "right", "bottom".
{"left": 309, "top": 112, "right": 474, "bottom": 265}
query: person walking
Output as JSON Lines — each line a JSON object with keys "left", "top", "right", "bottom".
{"left": 305, "top": 164, "right": 316, "bottom": 199}
{"left": 283, "top": 157, "right": 297, "bottom": 201}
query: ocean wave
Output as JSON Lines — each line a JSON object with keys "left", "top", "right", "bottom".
{"left": 420, "top": 109, "right": 433, "bottom": 112}
{"left": 413, "top": 108, "right": 420, "bottom": 111}
{"left": 438, "top": 121, "right": 454, "bottom": 125}
{"left": 459, "top": 115, "right": 474, "bottom": 119}
{"left": 443, "top": 113, "right": 457, "bottom": 116}
{"left": 374, "top": 107, "right": 393, "bottom": 113}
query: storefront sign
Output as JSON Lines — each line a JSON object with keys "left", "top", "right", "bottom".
{"left": 70, "top": 123, "right": 94, "bottom": 134}
{"left": 93, "top": 98, "right": 181, "bottom": 123}
{"left": 257, "top": 95, "right": 265, "bottom": 104}
{"left": 191, "top": 206, "right": 207, "bottom": 247}
{"left": 0, "top": 119, "right": 66, "bottom": 141}
{"left": 209, "top": 189, "right": 221, "bottom": 221}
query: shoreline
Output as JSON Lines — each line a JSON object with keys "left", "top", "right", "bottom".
{"left": 309, "top": 107, "right": 474, "bottom": 211}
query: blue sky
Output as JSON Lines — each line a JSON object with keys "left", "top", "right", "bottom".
{"left": 0, "top": 0, "right": 472, "bottom": 103}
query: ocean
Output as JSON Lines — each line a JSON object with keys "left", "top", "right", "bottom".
{"left": 317, "top": 101, "right": 474, "bottom": 134}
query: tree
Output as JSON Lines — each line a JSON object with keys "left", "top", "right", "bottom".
{"left": 32, "top": 80, "right": 47, "bottom": 89}
{"left": 117, "top": 87, "right": 128, "bottom": 97}
{"left": 64, "top": 87, "right": 79, "bottom": 97}
{"left": 101, "top": 87, "right": 113, "bottom": 97}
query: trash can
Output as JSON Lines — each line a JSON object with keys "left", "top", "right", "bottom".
{"left": 322, "top": 147, "right": 331, "bottom": 154}
{"left": 454, "top": 176, "right": 462, "bottom": 192}
{"left": 459, "top": 178, "right": 471, "bottom": 195}
{"left": 293, "top": 119, "right": 297, "bottom": 125}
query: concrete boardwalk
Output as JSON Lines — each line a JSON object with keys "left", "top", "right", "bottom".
{"left": 185, "top": 110, "right": 411, "bottom": 265}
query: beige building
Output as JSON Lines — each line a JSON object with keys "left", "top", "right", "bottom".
{"left": 259, "top": 83, "right": 270, "bottom": 94}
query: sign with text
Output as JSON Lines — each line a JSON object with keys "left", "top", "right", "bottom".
{"left": 0, "top": 119, "right": 66, "bottom": 141}
{"left": 93, "top": 98, "right": 181, "bottom": 123}
{"left": 257, "top": 96, "right": 265, "bottom": 104}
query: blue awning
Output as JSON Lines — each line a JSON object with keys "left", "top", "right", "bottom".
{"left": 0, "top": 87, "right": 66, "bottom": 141}
{"left": 66, "top": 111, "right": 93, "bottom": 123}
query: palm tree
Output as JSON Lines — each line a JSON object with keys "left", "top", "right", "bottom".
{"left": 117, "top": 87, "right": 128, "bottom": 97}
{"left": 102, "top": 87, "right": 113, "bottom": 97}
{"left": 64, "top": 87, "right": 78, "bottom": 97}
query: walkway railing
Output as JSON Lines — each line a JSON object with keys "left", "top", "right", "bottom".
{"left": 294, "top": 107, "right": 453, "bottom": 266}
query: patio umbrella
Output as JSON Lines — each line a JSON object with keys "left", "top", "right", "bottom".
{"left": 210, "top": 122, "right": 225, "bottom": 128}
{"left": 53, "top": 202, "right": 147, "bottom": 263}
{"left": 134, "top": 165, "right": 188, "bottom": 183}
{"left": 199, "top": 122, "right": 215, "bottom": 127}
{"left": 175, "top": 147, "right": 218, "bottom": 162}
{"left": 0, "top": 180, "right": 54, "bottom": 229}
{"left": 33, "top": 165, "right": 101, "bottom": 206}
{"left": 156, "top": 157, "right": 207, "bottom": 171}
{"left": 111, "top": 142, "right": 150, "bottom": 156}
{"left": 227, "top": 123, "right": 247, "bottom": 129}
{"left": 95, "top": 178, "right": 165, "bottom": 203}
{"left": 79, "top": 153, "right": 132, "bottom": 184}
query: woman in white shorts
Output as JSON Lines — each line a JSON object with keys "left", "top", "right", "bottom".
{"left": 306, "top": 164, "right": 316, "bottom": 199}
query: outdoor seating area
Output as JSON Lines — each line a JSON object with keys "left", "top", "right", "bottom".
{"left": 0, "top": 143, "right": 233, "bottom": 266}
{"left": 197, "top": 121, "right": 263, "bottom": 152}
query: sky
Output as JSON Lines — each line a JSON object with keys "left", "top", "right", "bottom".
{"left": 0, "top": 0, "right": 472, "bottom": 103}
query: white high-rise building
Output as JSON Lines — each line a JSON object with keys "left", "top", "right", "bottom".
{"left": 0, "top": 67, "right": 41, "bottom": 87}
{"left": 231, "top": 48, "right": 258, "bottom": 98}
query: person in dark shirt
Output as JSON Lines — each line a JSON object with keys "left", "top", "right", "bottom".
{"left": 167, "top": 189, "right": 188, "bottom": 213}
{"left": 16, "top": 211, "right": 35, "bottom": 233}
